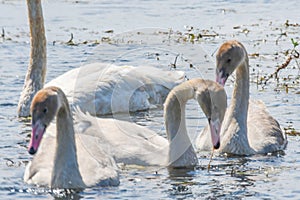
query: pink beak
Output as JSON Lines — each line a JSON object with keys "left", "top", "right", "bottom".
{"left": 209, "top": 119, "right": 221, "bottom": 149}
{"left": 28, "top": 120, "right": 46, "bottom": 155}
{"left": 216, "top": 70, "right": 227, "bottom": 86}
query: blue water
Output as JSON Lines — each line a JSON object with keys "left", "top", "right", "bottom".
{"left": 0, "top": 0, "right": 299, "bottom": 199}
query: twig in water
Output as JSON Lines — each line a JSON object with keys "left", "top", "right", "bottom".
{"left": 275, "top": 30, "right": 287, "bottom": 45}
{"left": 284, "top": 20, "right": 300, "bottom": 27}
{"left": 66, "top": 33, "right": 75, "bottom": 46}
{"left": 207, "top": 148, "right": 215, "bottom": 172}
{"left": 261, "top": 41, "right": 299, "bottom": 86}
{"left": 263, "top": 53, "right": 298, "bottom": 85}
{"left": 1, "top": 28, "right": 4, "bottom": 38}
{"left": 170, "top": 54, "right": 179, "bottom": 69}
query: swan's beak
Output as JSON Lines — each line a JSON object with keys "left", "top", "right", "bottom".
{"left": 28, "top": 120, "right": 46, "bottom": 155}
{"left": 209, "top": 119, "right": 221, "bottom": 149}
{"left": 216, "top": 69, "right": 227, "bottom": 86}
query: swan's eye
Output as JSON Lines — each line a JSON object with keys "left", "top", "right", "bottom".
{"left": 43, "top": 107, "right": 48, "bottom": 114}
{"left": 227, "top": 58, "right": 231, "bottom": 63}
{"left": 208, "top": 117, "right": 211, "bottom": 122}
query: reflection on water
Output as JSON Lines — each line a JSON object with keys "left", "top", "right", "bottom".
{"left": 0, "top": 0, "right": 300, "bottom": 199}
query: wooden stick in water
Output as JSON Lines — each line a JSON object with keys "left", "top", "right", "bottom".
{"left": 207, "top": 148, "right": 215, "bottom": 172}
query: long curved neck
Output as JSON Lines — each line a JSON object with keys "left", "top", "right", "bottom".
{"left": 51, "top": 94, "right": 85, "bottom": 189}
{"left": 222, "top": 53, "right": 254, "bottom": 154}
{"left": 165, "top": 82, "right": 198, "bottom": 168}
{"left": 18, "top": 0, "right": 47, "bottom": 117}
{"left": 231, "top": 57, "right": 249, "bottom": 121}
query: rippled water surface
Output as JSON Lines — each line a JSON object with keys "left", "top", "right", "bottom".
{"left": 0, "top": 0, "right": 299, "bottom": 199}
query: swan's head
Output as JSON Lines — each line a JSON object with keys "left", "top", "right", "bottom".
{"left": 28, "top": 87, "right": 60, "bottom": 155}
{"left": 216, "top": 40, "right": 246, "bottom": 86}
{"left": 197, "top": 81, "right": 227, "bottom": 149}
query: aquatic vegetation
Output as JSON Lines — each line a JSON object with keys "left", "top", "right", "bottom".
{"left": 256, "top": 38, "right": 299, "bottom": 92}
{"left": 284, "top": 124, "right": 300, "bottom": 136}
{"left": 284, "top": 20, "right": 300, "bottom": 27}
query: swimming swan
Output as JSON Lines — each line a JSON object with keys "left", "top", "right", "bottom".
{"left": 63, "top": 79, "right": 226, "bottom": 168}
{"left": 18, "top": 0, "right": 184, "bottom": 117}
{"left": 196, "top": 40, "right": 287, "bottom": 155}
{"left": 24, "top": 86, "right": 119, "bottom": 189}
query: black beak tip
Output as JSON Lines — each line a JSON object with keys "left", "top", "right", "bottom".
{"left": 28, "top": 147, "right": 36, "bottom": 155}
{"left": 214, "top": 141, "right": 220, "bottom": 150}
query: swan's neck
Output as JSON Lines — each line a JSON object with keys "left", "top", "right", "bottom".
{"left": 222, "top": 56, "right": 254, "bottom": 154}
{"left": 18, "top": 0, "right": 47, "bottom": 117}
{"left": 165, "top": 85, "right": 198, "bottom": 168}
{"left": 51, "top": 102, "right": 85, "bottom": 188}
{"left": 231, "top": 59, "right": 249, "bottom": 121}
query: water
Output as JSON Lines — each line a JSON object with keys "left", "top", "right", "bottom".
{"left": 0, "top": 0, "right": 299, "bottom": 199}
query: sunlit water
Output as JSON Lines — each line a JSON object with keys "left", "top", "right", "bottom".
{"left": 0, "top": 0, "right": 299, "bottom": 199}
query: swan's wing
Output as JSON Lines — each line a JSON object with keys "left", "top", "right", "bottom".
{"left": 45, "top": 63, "right": 108, "bottom": 114}
{"left": 93, "top": 64, "right": 185, "bottom": 114}
{"left": 46, "top": 63, "right": 184, "bottom": 115}
{"left": 74, "top": 108, "right": 168, "bottom": 166}
{"left": 75, "top": 134, "right": 120, "bottom": 187}
{"left": 247, "top": 99, "right": 287, "bottom": 153}
{"left": 133, "top": 67, "right": 185, "bottom": 104}
{"left": 196, "top": 99, "right": 287, "bottom": 155}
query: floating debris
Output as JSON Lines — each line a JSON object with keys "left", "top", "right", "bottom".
{"left": 1, "top": 28, "right": 4, "bottom": 38}
{"left": 257, "top": 38, "right": 299, "bottom": 88}
{"left": 170, "top": 54, "right": 179, "bottom": 69}
{"left": 104, "top": 29, "right": 114, "bottom": 33}
{"left": 284, "top": 126, "right": 300, "bottom": 136}
{"left": 249, "top": 53, "right": 260, "bottom": 57}
{"left": 284, "top": 20, "right": 300, "bottom": 27}
{"left": 207, "top": 148, "right": 215, "bottom": 172}
{"left": 101, "top": 37, "right": 112, "bottom": 43}
{"left": 66, "top": 33, "right": 78, "bottom": 46}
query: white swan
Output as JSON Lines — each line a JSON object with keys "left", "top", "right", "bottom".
{"left": 24, "top": 86, "right": 119, "bottom": 189}
{"left": 18, "top": 0, "right": 184, "bottom": 117}
{"left": 45, "top": 63, "right": 184, "bottom": 116}
{"left": 196, "top": 40, "right": 287, "bottom": 155}
{"left": 60, "top": 78, "right": 226, "bottom": 167}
